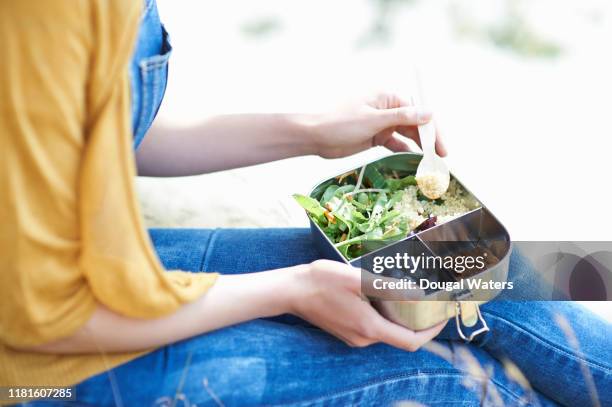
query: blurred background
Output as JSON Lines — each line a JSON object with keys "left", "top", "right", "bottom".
{"left": 145, "top": 0, "right": 612, "bottom": 320}
{"left": 143, "top": 0, "right": 611, "bottom": 239}
{"left": 138, "top": 0, "right": 612, "bottom": 320}
{"left": 141, "top": 0, "right": 611, "bottom": 316}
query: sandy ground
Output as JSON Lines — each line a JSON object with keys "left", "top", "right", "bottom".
{"left": 138, "top": 0, "right": 612, "bottom": 320}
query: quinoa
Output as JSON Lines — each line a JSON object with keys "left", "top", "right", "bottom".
{"left": 416, "top": 173, "right": 448, "bottom": 200}
{"left": 393, "top": 179, "right": 480, "bottom": 231}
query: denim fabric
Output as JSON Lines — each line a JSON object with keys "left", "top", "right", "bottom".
{"left": 130, "top": 0, "right": 171, "bottom": 149}
{"left": 39, "top": 228, "right": 608, "bottom": 407}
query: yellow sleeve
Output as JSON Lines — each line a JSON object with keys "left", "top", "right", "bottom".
{"left": 0, "top": 0, "right": 216, "bottom": 348}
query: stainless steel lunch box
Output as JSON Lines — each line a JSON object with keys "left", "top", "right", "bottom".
{"left": 305, "top": 153, "right": 512, "bottom": 335}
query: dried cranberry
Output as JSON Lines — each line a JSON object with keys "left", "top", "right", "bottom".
{"left": 414, "top": 216, "right": 437, "bottom": 233}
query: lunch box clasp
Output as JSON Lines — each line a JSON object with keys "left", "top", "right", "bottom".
{"left": 454, "top": 302, "right": 489, "bottom": 343}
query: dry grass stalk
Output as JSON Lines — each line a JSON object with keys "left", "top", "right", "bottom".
{"left": 423, "top": 341, "right": 505, "bottom": 406}
{"left": 554, "top": 313, "right": 601, "bottom": 407}
{"left": 202, "top": 378, "right": 225, "bottom": 407}
{"left": 455, "top": 345, "right": 505, "bottom": 406}
{"left": 395, "top": 402, "right": 427, "bottom": 407}
{"left": 500, "top": 357, "right": 539, "bottom": 407}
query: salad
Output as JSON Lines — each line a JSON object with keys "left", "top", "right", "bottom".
{"left": 294, "top": 163, "right": 480, "bottom": 260}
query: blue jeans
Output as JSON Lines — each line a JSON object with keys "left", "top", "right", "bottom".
{"left": 130, "top": 0, "right": 170, "bottom": 149}
{"left": 61, "top": 228, "right": 610, "bottom": 407}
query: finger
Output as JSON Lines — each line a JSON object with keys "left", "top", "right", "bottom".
{"left": 345, "top": 334, "right": 376, "bottom": 348}
{"left": 373, "top": 106, "right": 432, "bottom": 129}
{"left": 395, "top": 125, "right": 421, "bottom": 149}
{"left": 434, "top": 126, "right": 448, "bottom": 157}
{"left": 396, "top": 123, "right": 447, "bottom": 157}
{"left": 382, "top": 134, "right": 412, "bottom": 153}
{"left": 368, "top": 92, "right": 410, "bottom": 109}
{"left": 326, "top": 327, "right": 369, "bottom": 348}
{"left": 334, "top": 331, "right": 362, "bottom": 347}
{"left": 374, "top": 316, "right": 448, "bottom": 352}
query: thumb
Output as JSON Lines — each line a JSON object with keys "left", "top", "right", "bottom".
{"left": 373, "top": 106, "right": 432, "bottom": 128}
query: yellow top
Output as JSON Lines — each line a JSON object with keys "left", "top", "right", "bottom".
{"left": 0, "top": 0, "right": 217, "bottom": 388}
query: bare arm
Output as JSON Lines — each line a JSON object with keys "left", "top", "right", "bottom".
{"left": 135, "top": 94, "right": 446, "bottom": 177}
{"left": 135, "top": 113, "right": 318, "bottom": 176}
{"left": 23, "top": 262, "right": 445, "bottom": 354}
{"left": 28, "top": 268, "right": 296, "bottom": 354}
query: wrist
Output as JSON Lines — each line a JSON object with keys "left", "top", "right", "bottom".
{"left": 261, "top": 264, "right": 309, "bottom": 317}
{"left": 285, "top": 113, "right": 324, "bottom": 157}
{"left": 271, "top": 264, "right": 310, "bottom": 316}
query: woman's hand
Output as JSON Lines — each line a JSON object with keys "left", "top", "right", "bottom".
{"left": 309, "top": 93, "right": 447, "bottom": 159}
{"left": 289, "top": 260, "right": 446, "bottom": 351}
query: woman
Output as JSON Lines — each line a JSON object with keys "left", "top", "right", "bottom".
{"left": 1, "top": 1, "right": 609, "bottom": 406}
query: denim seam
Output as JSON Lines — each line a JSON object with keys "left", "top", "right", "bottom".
{"left": 135, "top": 66, "right": 150, "bottom": 141}
{"left": 200, "top": 229, "right": 219, "bottom": 272}
{"left": 141, "top": 0, "right": 155, "bottom": 21}
{"left": 140, "top": 55, "right": 170, "bottom": 70}
{"left": 270, "top": 370, "right": 527, "bottom": 407}
{"left": 136, "top": 64, "right": 160, "bottom": 139}
{"left": 483, "top": 310, "right": 612, "bottom": 374}
{"left": 152, "top": 68, "right": 161, "bottom": 126}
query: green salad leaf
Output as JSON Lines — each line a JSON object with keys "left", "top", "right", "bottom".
{"left": 292, "top": 194, "right": 326, "bottom": 225}
{"left": 292, "top": 169, "right": 411, "bottom": 260}
{"left": 293, "top": 164, "right": 474, "bottom": 261}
